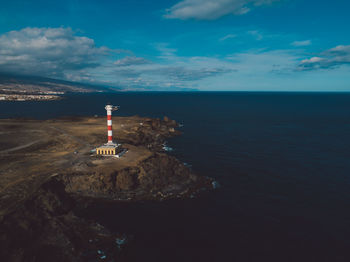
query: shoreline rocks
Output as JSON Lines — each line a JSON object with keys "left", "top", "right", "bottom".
{"left": 60, "top": 153, "right": 214, "bottom": 201}
{"left": 0, "top": 115, "right": 216, "bottom": 261}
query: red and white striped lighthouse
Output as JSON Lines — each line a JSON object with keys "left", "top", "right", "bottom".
{"left": 105, "top": 104, "right": 119, "bottom": 145}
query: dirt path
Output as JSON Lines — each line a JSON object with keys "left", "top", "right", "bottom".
{"left": 0, "top": 139, "right": 42, "bottom": 154}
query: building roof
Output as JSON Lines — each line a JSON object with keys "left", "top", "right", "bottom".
{"left": 97, "top": 144, "right": 118, "bottom": 149}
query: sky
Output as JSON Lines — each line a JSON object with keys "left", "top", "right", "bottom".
{"left": 0, "top": 0, "right": 349, "bottom": 91}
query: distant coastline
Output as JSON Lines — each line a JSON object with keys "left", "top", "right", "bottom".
{"left": 0, "top": 93, "right": 63, "bottom": 101}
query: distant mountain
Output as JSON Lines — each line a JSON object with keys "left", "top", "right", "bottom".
{"left": 0, "top": 73, "right": 198, "bottom": 94}
{"left": 119, "top": 86, "right": 198, "bottom": 92}
{"left": 0, "top": 73, "right": 119, "bottom": 94}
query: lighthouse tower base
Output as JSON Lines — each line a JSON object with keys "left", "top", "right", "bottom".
{"left": 96, "top": 143, "right": 119, "bottom": 156}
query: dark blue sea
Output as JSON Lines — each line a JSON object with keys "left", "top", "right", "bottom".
{"left": 1, "top": 92, "right": 350, "bottom": 261}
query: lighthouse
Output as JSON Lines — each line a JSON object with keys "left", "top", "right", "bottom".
{"left": 105, "top": 104, "right": 119, "bottom": 145}
{"left": 96, "top": 104, "right": 120, "bottom": 155}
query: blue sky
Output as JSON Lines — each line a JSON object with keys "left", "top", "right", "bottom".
{"left": 0, "top": 0, "right": 349, "bottom": 91}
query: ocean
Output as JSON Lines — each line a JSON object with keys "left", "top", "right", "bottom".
{"left": 1, "top": 92, "right": 350, "bottom": 261}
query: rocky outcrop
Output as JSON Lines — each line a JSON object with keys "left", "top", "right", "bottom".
{"left": 61, "top": 153, "right": 213, "bottom": 201}
{"left": 0, "top": 115, "right": 215, "bottom": 262}
{"left": 0, "top": 178, "right": 127, "bottom": 262}
{"left": 55, "top": 116, "right": 213, "bottom": 201}
{"left": 117, "top": 117, "right": 181, "bottom": 151}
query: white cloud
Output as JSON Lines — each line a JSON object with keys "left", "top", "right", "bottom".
{"left": 0, "top": 27, "right": 110, "bottom": 78}
{"left": 109, "top": 46, "right": 237, "bottom": 89}
{"left": 5, "top": 28, "right": 343, "bottom": 91}
{"left": 247, "top": 30, "right": 263, "bottom": 40}
{"left": 164, "top": 0, "right": 281, "bottom": 20}
{"left": 226, "top": 49, "right": 300, "bottom": 73}
{"left": 219, "top": 34, "right": 237, "bottom": 41}
{"left": 154, "top": 43, "right": 178, "bottom": 57}
{"left": 301, "top": 56, "right": 323, "bottom": 64}
{"left": 0, "top": 28, "right": 238, "bottom": 90}
{"left": 299, "top": 45, "right": 350, "bottom": 70}
{"left": 291, "top": 40, "right": 312, "bottom": 47}
{"left": 114, "top": 56, "right": 151, "bottom": 66}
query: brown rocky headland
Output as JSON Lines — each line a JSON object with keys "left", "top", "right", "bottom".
{"left": 0, "top": 115, "right": 214, "bottom": 261}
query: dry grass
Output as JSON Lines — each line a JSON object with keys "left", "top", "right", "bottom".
{"left": 0, "top": 116, "right": 158, "bottom": 218}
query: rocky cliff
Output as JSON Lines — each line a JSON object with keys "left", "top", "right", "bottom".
{"left": 0, "top": 115, "right": 214, "bottom": 261}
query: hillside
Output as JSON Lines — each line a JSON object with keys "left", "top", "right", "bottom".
{"left": 0, "top": 73, "right": 118, "bottom": 95}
